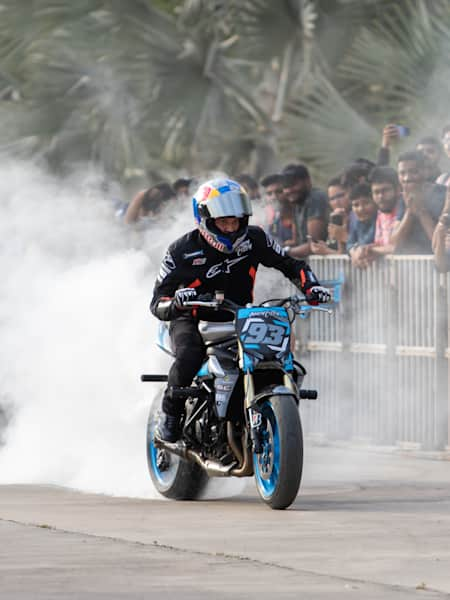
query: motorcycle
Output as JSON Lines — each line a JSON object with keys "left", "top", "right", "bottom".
{"left": 142, "top": 291, "right": 332, "bottom": 510}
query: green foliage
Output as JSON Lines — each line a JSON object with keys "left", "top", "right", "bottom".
{"left": 0, "top": 0, "right": 449, "bottom": 185}
{"left": 338, "top": 0, "right": 450, "bottom": 128}
{"left": 151, "top": 0, "right": 181, "bottom": 14}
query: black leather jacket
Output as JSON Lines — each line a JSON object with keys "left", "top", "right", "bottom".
{"left": 150, "top": 226, "right": 320, "bottom": 321}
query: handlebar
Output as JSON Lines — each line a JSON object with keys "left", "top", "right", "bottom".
{"left": 182, "top": 294, "right": 332, "bottom": 315}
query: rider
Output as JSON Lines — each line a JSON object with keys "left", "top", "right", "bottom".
{"left": 150, "top": 178, "right": 330, "bottom": 442}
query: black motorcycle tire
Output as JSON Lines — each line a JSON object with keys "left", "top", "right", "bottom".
{"left": 146, "top": 392, "right": 207, "bottom": 500}
{"left": 253, "top": 394, "right": 303, "bottom": 510}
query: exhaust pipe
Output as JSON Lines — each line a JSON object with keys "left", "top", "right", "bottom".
{"left": 226, "top": 421, "right": 243, "bottom": 466}
{"left": 154, "top": 437, "right": 236, "bottom": 477}
{"left": 187, "top": 449, "right": 236, "bottom": 477}
{"left": 229, "top": 426, "right": 253, "bottom": 477}
{"left": 154, "top": 424, "right": 254, "bottom": 478}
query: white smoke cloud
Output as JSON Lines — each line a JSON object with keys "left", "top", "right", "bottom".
{"left": 0, "top": 162, "right": 249, "bottom": 500}
{"left": 0, "top": 161, "right": 178, "bottom": 497}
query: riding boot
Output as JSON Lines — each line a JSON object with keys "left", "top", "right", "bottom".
{"left": 156, "top": 388, "right": 184, "bottom": 443}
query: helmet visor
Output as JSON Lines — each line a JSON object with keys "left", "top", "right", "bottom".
{"left": 205, "top": 190, "right": 253, "bottom": 218}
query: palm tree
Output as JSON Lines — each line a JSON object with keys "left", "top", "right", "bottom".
{"left": 124, "top": 0, "right": 274, "bottom": 172}
{"left": 280, "top": 0, "right": 450, "bottom": 180}
{"left": 0, "top": 1, "right": 272, "bottom": 180}
{"left": 338, "top": 0, "right": 450, "bottom": 130}
{"left": 1, "top": 0, "right": 449, "bottom": 186}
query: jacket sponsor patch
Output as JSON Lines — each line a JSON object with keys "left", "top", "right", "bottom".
{"left": 162, "top": 251, "right": 176, "bottom": 270}
{"left": 157, "top": 251, "right": 176, "bottom": 282}
{"left": 206, "top": 255, "right": 246, "bottom": 278}
{"left": 183, "top": 250, "right": 204, "bottom": 259}
{"left": 193, "top": 257, "right": 207, "bottom": 265}
{"left": 236, "top": 239, "right": 252, "bottom": 255}
{"left": 265, "top": 233, "right": 283, "bottom": 255}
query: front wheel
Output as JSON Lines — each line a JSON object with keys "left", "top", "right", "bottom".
{"left": 253, "top": 395, "right": 303, "bottom": 510}
{"left": 146, "top": 392, "right": 207, "bottom": 500}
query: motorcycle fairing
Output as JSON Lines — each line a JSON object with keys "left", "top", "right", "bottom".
{"left": 214, "top": 371, "right": 240, "bottom": 418}
{"left": 196, "top": 361, "right": 210, "bottom": 378}
{"left": 196, "top": 348, "right": 240, "bottom": 419}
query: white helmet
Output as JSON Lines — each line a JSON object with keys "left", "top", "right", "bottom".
{"left": 192, "top": 178, "right": 252, "bottom": 254}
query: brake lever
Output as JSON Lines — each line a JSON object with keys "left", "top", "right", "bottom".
{"left": 183, "top": 300, "right": 220, "bottom": 309}
{"left": 300, "top": 305, "right": 333, "bottom": 314}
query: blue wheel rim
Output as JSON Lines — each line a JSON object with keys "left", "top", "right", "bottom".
{"left": 148, "top": 417, "right": 180, "bottom": 487}
{"left": 254, "top": 401, "right": 280, "bottom": 498}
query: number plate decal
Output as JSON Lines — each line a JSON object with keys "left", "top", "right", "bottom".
{"left": 236, "top": 307, "right": 291, "bottom": 365}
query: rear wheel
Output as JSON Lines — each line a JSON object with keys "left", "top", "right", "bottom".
{"left": 146, "top": 392, "right": 207, "bottom": 500}
{"left": 253, "top": 395, "right": 303, "bottom": 510}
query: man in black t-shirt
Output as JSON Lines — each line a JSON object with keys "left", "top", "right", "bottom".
{"left": 280, "top": 164, "right": 328, "bottom": 258}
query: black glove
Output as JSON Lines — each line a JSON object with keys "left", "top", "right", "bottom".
{"left": 174, "top": 287, "right": 197, "bottom": 309}
{"left": 197, "top": 292, "right": 214, "bottom": 302}
{"left": 305, "top": 285, "right": 331, "bottom": 305}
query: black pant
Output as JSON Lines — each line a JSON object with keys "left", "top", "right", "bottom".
{"left": 162, "top": 317, "right": 206, "bottom": 417}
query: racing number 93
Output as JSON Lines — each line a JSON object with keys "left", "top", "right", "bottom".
{"left": 243, "top": 322, "right": 286, "bottom": 346}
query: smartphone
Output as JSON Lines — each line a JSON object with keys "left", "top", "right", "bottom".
{"left": 395, "top": 125, "right": 410, "bottom": 138}
{"left": 330, "top": 213, "right": 344, "bottom": 226}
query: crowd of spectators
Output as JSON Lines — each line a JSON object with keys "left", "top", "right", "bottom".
{"left": 120, "top": 123, "right": 450, "bottom": 273}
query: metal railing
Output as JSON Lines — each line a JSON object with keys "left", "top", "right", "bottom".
{"left": 296, "top": 256, "right": 449, "bottom": 451}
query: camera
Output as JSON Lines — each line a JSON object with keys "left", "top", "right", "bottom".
{"left": 330, "top": 213, "right": 344, "bottom": 226}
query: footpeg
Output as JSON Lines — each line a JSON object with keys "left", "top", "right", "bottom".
{"left": 141, "top": 374, "right": 168, "bottom": 382}
{"left": 299, "top": 389, "right": 318, "bottom": 399}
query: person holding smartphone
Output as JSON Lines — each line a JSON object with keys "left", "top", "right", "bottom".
{"left": 327, "top": 175, "right": 352, "bottom": 253}
{"left": 376, "top": 123, "right": 408, "bottom": 166}
{"left": 308, "top": 176, "right": 352, "bottom": 256}
{"left": 377, "top": 123, "right": 443, "bottom": 183}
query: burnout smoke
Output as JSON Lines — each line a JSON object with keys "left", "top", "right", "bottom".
{"left": 0, "top": 161, "right": 181, "bottom": 497}
{"left": 0, "top": 163, "right": 247, "bottom": 500}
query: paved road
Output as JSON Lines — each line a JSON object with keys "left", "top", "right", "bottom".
{"left": 1, "top": 445, "right": 450, "bottom": 599}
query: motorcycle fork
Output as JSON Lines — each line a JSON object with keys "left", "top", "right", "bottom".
{"left": 243, "top": 373, "right": 297, "bottom": 454}
{"left": 244, "top": 373, "right": 263, "bottom": 454}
